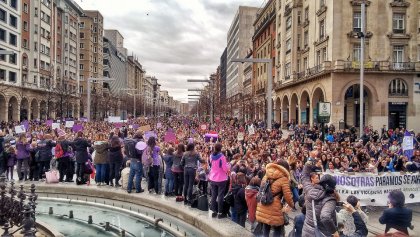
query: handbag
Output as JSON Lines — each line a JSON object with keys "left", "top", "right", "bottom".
{"left": 223, "top": 191, "right": 234, "bottom": 206}
{"left": 45, "top": 170, "right": 59, "bottom": 184}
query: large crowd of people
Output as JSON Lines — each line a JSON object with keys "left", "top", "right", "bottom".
{"left": 0, "top": 117, "right": 418, "bottom": 237}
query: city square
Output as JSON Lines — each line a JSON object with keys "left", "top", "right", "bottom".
{"left": 1, "top": 0, "right": 420, "bottom": 236}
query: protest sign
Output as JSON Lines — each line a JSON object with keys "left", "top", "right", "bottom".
{"left": 21, "top": 121, "right": 29, "bottom": 130}
{"left": 139, "top": 125, "right": 151, "bottom": 132}
{"left": 200, "top": 124, "right": 207, "bottom": 130}
{"left": 164, "top": 132, "right": 176, "bottom": 143}
{"left": 248, "top": 125, "right": 255, "bottom": 135}
{"left": 15, "top": 125, "right": 26, "bottom": 134}
{"left": 145, "top": 131, "right": 157, "bottom": 141}
{"left": 114, "top": 123, "right": 123, "bottom": 128}
{"left": 65, "top": 121, "right": 75, "bottom": 128}
{"left": 72, "top": 125, "right": 83, "bottom": 132}
{"left": 330, "top": 172, "right": 420, "bottom": 206}
{"left": 46, "top": 120, "right": 53, "bottom": 126}
{"left": 52, "top": 123, "right": 60, "bottom": 130}
{"left": 108, "top": 116, "right": 121, "bottom": 123}
{"left": 237, "top": 132, "right": 244, "bottom": 141}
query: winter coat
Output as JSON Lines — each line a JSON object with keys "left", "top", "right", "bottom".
{"left": 7, "top": 153, "right": 16, "bottom": 167}
{"left": 93, "top": 141, "right": 109, "bottom": 165}
{"left": 162, "top": 154, "right": 174, "bottom": 175}
{"left": 171, "top": 153, "right": 183, "bottom": 173}
{"left": 108, "top": 146, "right": 123, "bottom": 164}
{"left": 208, "top": 153, "right": 229, "bottom": 182}
{"left": 337, "top": 208, "right": 368, "bottom": 236}
{"left": 36, "top": 139, "right": 56, "bottom": 162}
{"left": 16, "top": 142, "right": 31, "bottom": 159}
{"left": 256, "top": 163, "right": 294, "bottom": 226}
{"left": 233, "top": 185, "right": 247, "bottom": 215}
{"left": 181, "top": 151, "right": 202, "bottom": 169}
{"left": 302, "top": 164, "right": 338, "bottom": 237}
{"left": 245, "top": 185, "right": 259, "bottom": 223}
{"left": 379, "top": 207, "right": 412, "bottom": 235}
{"left": 72, "top": 138, "right": 91, "bottom": 163}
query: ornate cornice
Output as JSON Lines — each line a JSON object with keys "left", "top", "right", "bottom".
{"left": 350, "top": 0, "right": 371, "bottom": 6}
{"left": 390, "top": 0, "right": 410, "bottom": 8}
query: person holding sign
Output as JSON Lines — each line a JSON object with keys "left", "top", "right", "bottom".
{"left": 16, "top": 134, "right": 32, "bottom": 181}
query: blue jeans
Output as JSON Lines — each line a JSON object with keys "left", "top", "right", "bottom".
{"left": 96, "top": 164, "right": 107, "bottom": 183}
{"left": 127, "top": 159, "right": 143, "bottom": 192}
{"left": 292, "top": 187, "right": 299, "bottom": 203}
{"left": 165, "top": 171, "right": 174, "bottom": 194}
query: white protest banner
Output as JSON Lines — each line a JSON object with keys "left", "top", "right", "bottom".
{"left": 52, "top": 123, "right": 60, "bottom": 130}
{"left": 248, "top": 125, "right": 255, "bottom": 135}
{"left": 329, "top": 172, "right": 420, "bottom": 206}
{"left": 237, "top": 132, "right": 244, "bottom": 141}
{"left": 403, "top": 135, "right": 414, "bottom": 151}
{"left": 15, "top": 125, "right": 26, "bottom": 134}
{"left": 65, "top": 121, "right": 74, "bottom": 128}
{"left": 108, "top": 116, "right": 121, "bottom": 123}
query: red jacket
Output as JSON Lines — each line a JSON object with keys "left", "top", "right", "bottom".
{"left": 245, "top": 185, "right": 259, "bottom": 223}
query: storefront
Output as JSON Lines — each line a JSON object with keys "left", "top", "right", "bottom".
{"left": 388, "top": 102, "right": 407, "bottom": 129}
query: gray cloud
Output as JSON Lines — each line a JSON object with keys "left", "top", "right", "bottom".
{"left": 77, "top": 0, "right": 263, "bottom": 103}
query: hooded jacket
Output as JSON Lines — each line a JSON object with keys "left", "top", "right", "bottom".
{"left": 245, "top": 185, "right": 259, "bottom": 223}
{"left": 93, "top": 141, "right": 110, "bottom": 165}
{"left": 72, "top": 138, "right": 91, "bottom": 163}
{"left": 256, "top": 163, "right": 294, "bottom": 226}
{"left": 208, "top": 153, "right": 229, "bottom": 182}
{"left": 302, "top": 164, "right": 338, "bottom": 237}
{"left": 36, "top": 139, "right": 56, "bottom": 162}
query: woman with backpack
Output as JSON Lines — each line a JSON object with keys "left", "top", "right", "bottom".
{"left": 301, "top": 159, "right": 340, "bottom": 237}
{"left": 181, "top": 142, "right": 204, "bottom": 205}
{"left": 208, "top": 142, "right": 230, "bottom": 219}
{"left": 255, "top": 160, "right": 295, "bottom": 237}
{"left": 93, "top": 133, "right": 110, "bottom": 186}
{"left": 143, "top": 136, "right": 161, "bottom": 194}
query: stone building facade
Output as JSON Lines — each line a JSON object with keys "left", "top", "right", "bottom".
{"left": 268, "top": 0, "right": 420, "bottom": 131}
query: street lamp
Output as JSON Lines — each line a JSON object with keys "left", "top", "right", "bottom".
{"left": 80, "top": 77, "right": 116, "bottom": 121}
{"left": 231, "top": 58, "right": 273, "bottom": 130}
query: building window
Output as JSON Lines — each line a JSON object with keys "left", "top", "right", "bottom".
{"left": 353, "top": 12, "right": 361, "bottom": 32}
{"left": 9, "top": 14, "right": 17, "bottom": 28}
{"left": 34, "top": 8, "right": 38, "bottom": 17}
{"left": 304, "top": 31, "right": 308, "bottom": 47}
{"left": 393, "top": 13, "right": 405, "bottom": 34}
{"left": 303, "top": 57, "right": 308, "bottom": 70}
{"left": 389, "top": 78, "right": 408, "bottom": 96}
{"left": 23, "top": 39, "right": 28, "bottom": 48}
{"left": 23, "top": 21, "right": 28, "bottom": 31}
{"left": 22, "top": 56, "right": 27, "bottom": 66}
{"left": 34, "top": 58, "right": 37, "bottom": 68}
{"left": 0, "top": 8, "right": 5, "bottom": 22}
{"left": 319, "top": 19, "right": 325, "bottom": 39}
{"left": 297, "top": 59, "right": 300, "bottom": 73}
{"left": 93, "top": 36, "right": 97, "bottom": 43}
{"left": 94, "top": 47, "right": 97, "bottom": 53}
{"left": 10, "top": 0, "right": 17, "bottom": 10}
{"left": 286, "top": 38, "right": 291, "bottom": 53}
{"left": 80, "top": 54, "right": 84, "bottom": 59}
{"left": 34, "top": 42, "right": 37, "bottom": 51}
{"left": 94, "top": 17, "right": 97, "bottom": 23}
{"left": 9, "top": 33, "right": 16, "bottom": 46}
{"left": 23, "top": 3, "right": 28, "bottom": 13}
{"left": 0, "top": 28, "right": 5, "bottom": 41}
{"left": 286, "top": 16, "right": 292, "bottom": 31}
{"left": 80, "top": 22, "right": 85, "bottom": 28}
{"left": 79, "top": 85, "right": 84, "bottom": 93}
{"left": 316, "top": 50, "right": 321, "bottom": 65}
{"left": 284, "top": 63, "right": 291, "bottom": 78}
{"left": 353, "top": 44, "right": 361, "bottom": 61}
{"left": 9, "top": 71, "right": 16, "bottom": 82}
{"left": 0, "top": 69, "right": 5, "bottom": 80}
{"left": 323, "top": 47, "right": 327, "bottom": 62}
{"left": 393, "top": 45, "right": 404, "bottom": 62}
{"left": 80, "top": 43, "right": 84, "bottom": 49}
{"left": 79, "top": 64, "right": 84, "bottom": 70}
{"left": 304, "top": 7, "right": 309, "bottom": 21}
{"left": 33, "top": 75, "right": 37, "bottom": 84}
{"left": 80, "top": 32, "right": 84, "bottom": 38}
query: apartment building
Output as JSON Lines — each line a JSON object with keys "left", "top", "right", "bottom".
{"left": 271, "top": 0, "right": 420, "bottom": 131}
{"left": 226, "top": 6, "right": 259, "bottom": 118}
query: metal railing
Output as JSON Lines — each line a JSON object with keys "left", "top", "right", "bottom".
{"left": 390, "top": 62, "right": 415, "bottom": 71}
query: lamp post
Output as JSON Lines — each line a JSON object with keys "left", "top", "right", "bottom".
{"left": 187, "top": 78, "right": 214, "bottom": 123}
{"left": 231, "top": 58, "right": 273, "bottom": 130}
{"left": 120, "top": 88, "right": 141, "bottom": 118}
{"left": 81, "top": 77, "right": 116, "bottom": 121}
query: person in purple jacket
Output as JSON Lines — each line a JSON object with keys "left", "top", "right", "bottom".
{"left": 6, "top": 146, "right": 17, "bottom": 180}
{"left": 16, "top": 134, "right": 32, "bottom": 181}
{"left": 209, "top": 142, "right": 230, "bottom": 219}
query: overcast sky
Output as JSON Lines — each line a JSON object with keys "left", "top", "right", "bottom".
{"left": 76, "top": 0, "right": 264, "bottom": 103}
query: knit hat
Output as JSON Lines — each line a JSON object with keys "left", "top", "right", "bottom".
{"left": 57, "top": 128, "right": 66, "bottom": 138}
{"left": 319, "top": 174, "right": 336, "bottom": 193}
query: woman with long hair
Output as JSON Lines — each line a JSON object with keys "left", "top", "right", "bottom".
{"left": 16, "top": 134, "right": 31, "bottom": 181}
{"left": 172, "top": 144, "right": 185, "bottom": 197}
{"left": 72, "top": 131, "right": 91, "bottom": 184}
{"left": 146, "top": 136, "right": 161, "bottom": 194}
{"left": 181, "top": 142, "right": 204, "bottom": 204}
{"left": 108, "top": 135, "right": 123, "bottom": 187}
{"left": 93, "top": 133, "right": 110, "bottom": 186}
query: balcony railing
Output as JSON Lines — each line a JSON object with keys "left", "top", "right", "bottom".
{"left": 343, "top": 61, "right": 416, "bottom": 71}
{"left": 390, "top": 62, "right": 415, "bottom": 71}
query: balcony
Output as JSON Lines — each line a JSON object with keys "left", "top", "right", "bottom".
{"left": 343, "top": 61, "right": 416, "bottom": 71}
{"left": 316, "top": 5, "right": 327, "bottom": 16}
{"left": 23, "top": 81, "right": 39, "bottom": 89}
{"left": 390, "top": 62, "right": 415, "bottom": 71}
{"left": 344, "top": 61, "right": 381, "bottom": 71}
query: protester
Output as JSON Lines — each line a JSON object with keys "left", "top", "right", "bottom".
{"left": 163, "top": 147, "right": 175, "bottom": 196}
{"left": 16, "top": 134, "right": 30, "bottom": 181}
{"left": 379, "top": 190, "right": 413, "bottom": 235}
{"left": 36, "top": 134, "right": 56, "bottom": 181}
{"left": 172, "top": 144, "right": 185, "bottom": 197}
{"left": 145, "top": 136, "right": 161, "bottom": 194}
{"left": 93, "top": 133, "right": 109, "bottom": 186}
{"left": 108, "top": 135, "right": 123, "bottom": 187}
{"left": 245, "top": 176, "right": 260, "bottom": 231}
{"left": 337, "top": 195, "right": 369, "bottom": 237}
{"left": 209, "top": 142, "right": 229, "bottom": 218}
{"left": 72, "top": 131, "right": 91, "bottom": 185}
{"left": 126, "top": 132, "right": 145, "bottom": 193}
{"left": 181, "top": 142, "right": 203, "bottom": 204}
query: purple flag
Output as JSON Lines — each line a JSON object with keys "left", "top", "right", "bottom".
{"left": 164, "top": 132, "right": 176, "bottom": 143}
{"left": 145, "top": 131, "right": 157, "bottom": 141}
{"left": 114, "top": 123, "right": 123, "bottom": 128}
{"left": 132, "top": 124, "right": 139, "bottom": 130}
{"left": 46, "top": 120, "right": 53, "bottom": 126}
{"left": 22, "top": 120, "right": 29, "bottom": 130}
{"left": 72, "top": 124, "right": 83, "bottom": 132}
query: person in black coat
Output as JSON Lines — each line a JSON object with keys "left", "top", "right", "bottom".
{"left": 72, "top": 131, "right": 91, "bottom": 184}
{"left": 36, "top": 134, "right": 56, "bottom": 180}
{"left": 379, "top": 190, "right": 413, "bottom": 235}
{"left": 108, "top": 135, "right": 123, "bottom": 187}
{"left": 233, "top": 172, "right": 248, "bottom": 227}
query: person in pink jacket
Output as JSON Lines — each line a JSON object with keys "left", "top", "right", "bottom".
{"left": 209, "top": 142, "right": 230, "bottom": 219}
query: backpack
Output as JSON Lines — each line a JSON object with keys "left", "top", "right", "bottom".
{"left": 124, "top": 139, "right": 138, "bottom": 158}
{"left": 55, "top": 143, "right": 64, "bottom": 159}
{"left": 142, "top": 147, "right": 153, "bottom": 166}
{"left": 256, "top": 180, "right": 278, "bottom": 205}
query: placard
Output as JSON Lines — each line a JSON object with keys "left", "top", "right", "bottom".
{"left": 72, "top": 124, "right": 83, "bottom": 132}
{"left": 52, "top": 123, "right": 60, "bottom": 130}
{"left": 65, "top": 121, "right": 75, "bottom": 128}
{"left": 139, "top": 125, "right": 151, "bottom": 132}
{"left": 330, "top": 172, "right": 420, "bottom": 206}
{"left": 237, "top": 132, "right": 244, "bottom": 141}
{"left": 200, "top": 124, "right": 207, "bottom": 130}
{"left": 15, "top": 125, "right": 26, "bottom": 134}
{"left": 108, "top": 116, "right": 121, "bottom": 123}
{"left": 248, "top": 125, "right": 255, "bottom": 135}
{"left": 46, "top": 120, "right": 53, "bottom": 126}
{"left": 164, "top": 132, "right": 176, "bottom": 143}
